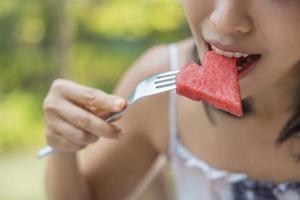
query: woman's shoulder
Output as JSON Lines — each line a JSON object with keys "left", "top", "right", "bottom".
{"left": 113, "top": 38, "right": 194, "bottom": 153}
{"left": 117, "top": 38, "right": 194, "bottom": 86}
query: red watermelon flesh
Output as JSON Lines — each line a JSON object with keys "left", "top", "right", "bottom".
{"left": 176, "top": 51, "right": 243, "bottom": 117}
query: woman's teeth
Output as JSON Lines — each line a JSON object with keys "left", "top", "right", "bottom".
{"left": 211, "top": 44, "right": 248, "bottom": 58}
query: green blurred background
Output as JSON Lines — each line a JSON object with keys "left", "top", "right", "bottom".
{"left": 0, "top": 0, "right": 189, "bottom": 199}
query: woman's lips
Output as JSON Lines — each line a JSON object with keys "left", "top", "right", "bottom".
{"left": 238, "top": 58, "right": 260, "bottom": 79}
{"left": 207, "top": 40, "right": 246, "bottom": 54}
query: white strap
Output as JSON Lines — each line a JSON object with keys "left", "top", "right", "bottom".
{"left": 169, "top": 43, "right": 179, "bottom": 71}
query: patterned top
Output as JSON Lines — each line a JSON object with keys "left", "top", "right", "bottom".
{"left": 167, "top": 43, "right": 300, "bottom": 200}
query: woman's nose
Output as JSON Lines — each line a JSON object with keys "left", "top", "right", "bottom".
{"left": 210, "top": 0, "right": 253, "bottom": 36}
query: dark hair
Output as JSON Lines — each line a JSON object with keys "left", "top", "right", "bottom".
{"left": 192, "top": 45, "right": 300, "bottom": 157}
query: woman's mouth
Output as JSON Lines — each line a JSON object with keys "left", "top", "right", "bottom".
{"left": 205, "top": 42, "right": 261, "bottom": 79}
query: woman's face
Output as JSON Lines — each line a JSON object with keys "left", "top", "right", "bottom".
{"left": 182, "top": 0, "right": 300, "bottom": 98}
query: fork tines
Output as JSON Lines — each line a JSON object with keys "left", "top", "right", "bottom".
{"left": 155, "top": 70, "right": 179, "bottom": 89}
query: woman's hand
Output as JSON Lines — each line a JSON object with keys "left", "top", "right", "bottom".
{"left": 43, "top": 79, "right": 126, "bottom": 152}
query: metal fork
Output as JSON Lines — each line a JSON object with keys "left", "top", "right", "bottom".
{"left": 37, "top": 70, "right": 179, "bottom": 159}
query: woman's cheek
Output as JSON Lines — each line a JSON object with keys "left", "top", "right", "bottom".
{"left": 181, "top": 0, "right": 212, "bottom": 26}
{"left": 251, "top": 1, "right": 300, "bottom": 62}
{"left": 267, "top": 16, "right": 300, "bottom": 66}
{"left": 253, "top": 0, "right": 300, "bottom": 37}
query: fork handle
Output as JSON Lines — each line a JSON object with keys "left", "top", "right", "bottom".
{"left": 106, "top": 107, "right": 129, "bottom": 123}
{"left": 36, "top": 108, "right": 129, "bottom": 159}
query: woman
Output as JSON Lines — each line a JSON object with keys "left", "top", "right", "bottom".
{"left": 44, "top": 0, "right": 300, "bottom": 199}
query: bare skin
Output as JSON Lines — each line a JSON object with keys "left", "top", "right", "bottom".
{"left": 45, "top": 43, "right": 177, "bottom": 200}
{"left": 45, "top": 0, "right": 300, "bottom": 199}
{"left": 45, "top": 39, "right": 300, "bottom": 200}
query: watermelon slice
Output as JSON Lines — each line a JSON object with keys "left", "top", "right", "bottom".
{"left": 176, "top": 51, "right": 243, "bottom": 117}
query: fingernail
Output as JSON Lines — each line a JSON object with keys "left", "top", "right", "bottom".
{"left": 113, "top": 98, "right": 123, "bottom": 109}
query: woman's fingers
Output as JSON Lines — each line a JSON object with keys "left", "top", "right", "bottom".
{"left": 45, "top": 127, "right": 86, "bottom": 152}
{"left": 43, "top": 79, "right": 126, "bottom": 153}
{"left": 46, "top": 114, "right": 99, "bottom": 146}
{"left": 53, "top": 100, "right": 122, "bottom": 139}
{"left": 50, "top": 79, "right": 126, "bottom": 113}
